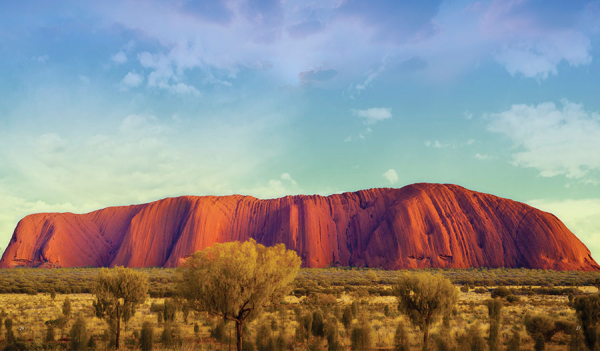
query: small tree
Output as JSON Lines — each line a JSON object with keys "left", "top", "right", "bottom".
{"left": 487, "top": 298, "right": 503, "bottom": 351}
{"left": 394, "top": 273, "right": 458, "bottom": 351}
{"left": 92, "top": 266, "right": 149, "bottom": 350}
{"left": 178, "top": 239, "right": 301, "bottom": 351}
{"left": 69, "top": 314, "right": 88, "bottom": 350}
{"left": 140, "top": 322, "right": 154, "bottom": 351}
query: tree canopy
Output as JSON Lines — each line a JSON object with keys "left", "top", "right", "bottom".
{"left": 92, "top": 266, "right": 149, "bottom": 350}
{"left": 178, "top": 239, "right": 301, "bottom": 351}
{"left": 394, "top": 273, "right": 458, "bottom": 351}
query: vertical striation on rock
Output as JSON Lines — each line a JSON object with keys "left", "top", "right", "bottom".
{"left": 1, "top": 183, "right": 597, "bottom": 270}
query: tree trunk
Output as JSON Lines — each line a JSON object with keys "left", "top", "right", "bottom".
{"left": 422, "top": 327, "right": 429, "bottom": 351}
{"left": 236, "top": 321, "right": 243, "bottom": 351}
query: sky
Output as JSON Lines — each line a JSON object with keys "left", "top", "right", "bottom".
{"left": 1, "top": 0, "right": 600, "bottom": 260}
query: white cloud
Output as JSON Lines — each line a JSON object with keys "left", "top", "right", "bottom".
{"left": 488, "top": 100, "right": 600, "bottom": 179}
{"left": 474, "top": 153, "right": 494, "bottom": 160}
{"left": 382, "top": 169, "right": 399, "bottom": 184}
{"left": 528, "top": 198, "right": 600, "bottom": 261}
{"left": 122, "top": 72, "right": 143, "bottom": 87}
{"left": 352, "top": 108, "right": 392, "bottom": 125}
{"left": 111, "top": 51, "right": 128, "bottom": 64}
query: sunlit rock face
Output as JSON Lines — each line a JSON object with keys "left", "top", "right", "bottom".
{"left": 1, "top": 183, "right": 597, "bottom": 271}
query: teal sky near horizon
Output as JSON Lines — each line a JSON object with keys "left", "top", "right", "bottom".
{"left": 1, "top": 0, "right": 600, "bottom": 260}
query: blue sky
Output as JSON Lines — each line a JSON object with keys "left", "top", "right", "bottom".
{"left": 1, "top": 0, "right": 600, "bottom": 259}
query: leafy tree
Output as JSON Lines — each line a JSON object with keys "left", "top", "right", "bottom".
{"left": 140, "top": 321, "right": 154, "bottom": 351}
{"left": 69, "top": 314, "right": 88, "bottom": 350}
{"left": 92, "top": 266, "right": 149, "bottom": 350}
{"left": 178, "top": 239, "right": 301, "bottom": 351}
{"left": 394, "top": 273, "right": 458, "bottom": 351}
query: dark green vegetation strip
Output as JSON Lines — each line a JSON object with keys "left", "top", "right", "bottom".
{"left": 0, "top": 267, "right": 599, "bottom": 297}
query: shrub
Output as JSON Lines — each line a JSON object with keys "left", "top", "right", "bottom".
{"left": 140, "top": 321, "right": 154, "bottom": 351}
{"left": 325, "top": 319, "right": 342, "bottom": 351}
{"left": 68, "top": 314, "right": 88, "bottom": 351}
{"left": 62, "top": 296, "right": 72, "bottom": 319}
{"left": 487, "top": 298, "right": 503, "bottom": 351}
{"left": 506, "top": 295, "right": 520, "bottom": 303}
{"left": 473, "top": 287, "right": 488, "bottom": 294}
{"left": 45, "top": 325, "right": 55, "bottom": 342}
{"left": 312, "top": 310, "right": 325, "bottom": 337}
{"left": 393, "top": 320, "right": 410, "bottom": 351}
{"left": 211, "top": 320, "right": 227, "bottom": 343}
{"left": 255, "top": 323, "right": 274, "bottom": 351}
{"left": 350, "top": 318, "right": 373, "bottom": 350}
{"left": 342, "top": 306, "right": 353, "bottom": 330}
{"left": 460, "top": 285, "right": 469, "bottom": 293}
{"left": 491, "top": 287, "right": 511, "bottom": 299}
{"left": 456, "top": 325, "right": 485, "bottom": 351}
{"left": 506, "top": 329, "right": 521, "bottom": 351}
{"left": 4, "top": 318, "right": 15, "bottom": 344}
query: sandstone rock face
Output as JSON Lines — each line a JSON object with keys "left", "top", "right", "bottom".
{"left": 1, "top": 183, "right": 597, "bottom": 270}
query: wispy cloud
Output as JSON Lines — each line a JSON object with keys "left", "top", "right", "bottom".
{"left": 488, "top": 99, "right": 600, "bottom": 180}
{"left": 111, "top": 51, "right": 128, "bottom": 64}
{"left": 352, "top": 107, "right": 392, "bottom": 125}
{"left": 122, "top": 72, "right": 143, "bottom": 87}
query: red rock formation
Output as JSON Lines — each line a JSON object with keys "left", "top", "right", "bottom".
{"left": 1, "top": 183, "right": 597, "bottom": 270}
